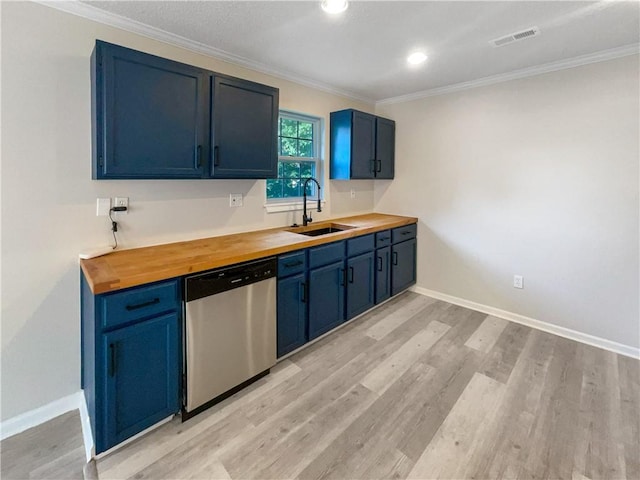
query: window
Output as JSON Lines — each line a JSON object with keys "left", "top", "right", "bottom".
{"left": 266, "top": 111, "right": 322, "bottom": 202}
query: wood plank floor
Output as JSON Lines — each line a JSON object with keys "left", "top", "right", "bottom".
{"left": 94, "top": 292, "right": 639, "bottom": 480}
{"left": 0, "top": 410, "right": 85, "bottom": 479}
{"left": 3, "top": 292, "right": 638, "bottom": 479}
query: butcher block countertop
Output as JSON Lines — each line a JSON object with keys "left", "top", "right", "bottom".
{"left": 81, "top": 213, "right": 418, "bottom": 295}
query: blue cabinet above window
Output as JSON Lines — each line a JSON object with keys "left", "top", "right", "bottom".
{"left": 329, "top": 109, "right": 395, "bottom": 180}
{"left": 91, "top": 40, "right": 278, "bottom": 180}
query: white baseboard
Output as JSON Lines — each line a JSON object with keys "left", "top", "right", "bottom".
{"left": 78, "top": 392, "right": 95, "bottom": 462}
{"left": 1, "top": 391, "right": 95, "bottom": 462}
{"left": 1, "top": 391, "right": 83, "bottom": 441}
{"left": 411, "top": 286, "right": 640, "bottom": 359}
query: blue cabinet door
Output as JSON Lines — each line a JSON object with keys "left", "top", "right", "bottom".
{"left": 100, "top": 312, "right": 180, "bottom": 452}
{"left": 391, "top": 238, "right": 417, "bottom": 296}
{"left": 308, "top": 261, "right": 345, "bottom": 340}
{"left": 350, "top": 111, "right": 377, "bottom": 179}
{"left": 211, "top": 76, "right": 278, "bottom": 179}
{"left": 346, "top": 252, "right": 375, "bottom": 320}
{"left": 93, "top": 41, "right": 208, "bottom": 179}
{"left": 375, "top": 117, "right": 395, "bottom": 179}
{"left": 375, "top": 246, "right": 391, "bottom": 304}
{"left": 277, "top": 273, "right": 307, "bottom": 357}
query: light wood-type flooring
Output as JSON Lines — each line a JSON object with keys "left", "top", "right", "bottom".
{"left": 0, "top": 410, "right": 86, "bottom": 479}
{"left": 96, "top": 292, "right": 639, "bottom": 480}
{"left": 3, "top": 292, "right": 638, "bottom": 479}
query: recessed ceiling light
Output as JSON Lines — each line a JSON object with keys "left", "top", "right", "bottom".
{"left": 407, "top": 52, "right": 428, "bottom": 66}
{"left": 321, "top": 0, "right": 348, "bottom": 14}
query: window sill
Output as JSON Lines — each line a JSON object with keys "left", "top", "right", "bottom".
{"left": 264, "top": 200, "right": 326, "bottom": 214}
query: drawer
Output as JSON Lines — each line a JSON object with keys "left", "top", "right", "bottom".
{"left": 278, "top": 251, "right": 306, "bottom": 278}
{"left": 347, "top": 234, "right": 374, "bottom": 257}
{"left": 392, "top": 224, "right": 417, "bottom": 243}
{"left": 100, "top": 280, "right": 180, "bottom": 330}
{"left": 375, "top": 230, "right": 391, "bottom": 248}
{"left": 309, "top": 241, "right": 345, "bottom": 269}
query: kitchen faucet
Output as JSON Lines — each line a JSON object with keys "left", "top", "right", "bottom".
{"left": 302, "top": 177, "right": 321, "bottom": 226}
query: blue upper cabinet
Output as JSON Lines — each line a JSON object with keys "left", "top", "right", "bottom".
{"left": 375, "top": 117, "right": 395, "bottom": 179}
{"left": 91, "top": 40, "right": 278, "bottom": 180}
{"left": 211, "top": 76, "right": 278, "bottom": 179}
{"left": 330, "top": 109, "right": 395, "bottom": 180}
{"left": 92, "top": 41, "right": 209, "bottom": 179}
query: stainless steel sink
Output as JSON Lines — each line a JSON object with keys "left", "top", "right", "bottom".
{"left": 287, "top": 223, "right": 355, "bottom": 237}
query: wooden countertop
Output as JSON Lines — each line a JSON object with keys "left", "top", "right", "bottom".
{"left": 80, "top": 213, "right": 417, "bottom": 294}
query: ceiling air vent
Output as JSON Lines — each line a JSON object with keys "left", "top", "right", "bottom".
{"left": 491, "top": 26, "right": 540, "bottom": 47}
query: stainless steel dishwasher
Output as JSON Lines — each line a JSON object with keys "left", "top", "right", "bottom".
{"left": 183, "top": 257, "right": 276, "bottom": 419}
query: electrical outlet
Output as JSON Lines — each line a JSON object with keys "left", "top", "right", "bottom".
{"left": 350, "top": 189, "right": 356, "bottom": 199}
{"left": 114, "top": 197, "right": 129, "bottom": 214}
{"left": 96, "top": 198, "right": 111, "bottom": 216}
{"left": 513, "top": 275, "right": 524, "bottom": 289}
{"left": 229, "top": 193, "right": 243, "bottom": 207}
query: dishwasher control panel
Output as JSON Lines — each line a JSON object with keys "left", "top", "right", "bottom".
{"left": 184, "top": 257, "right": 276, "bottom": 302}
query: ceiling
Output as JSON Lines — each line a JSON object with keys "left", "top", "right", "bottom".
{"left": 81, "top": 1, "right": 640, "bottom": 102}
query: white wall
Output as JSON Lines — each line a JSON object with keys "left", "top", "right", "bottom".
{"left": 0, "top": 2, "right": 374, "bottom": 421}
{"left": 375, "top": 55, "right": 639, "bottom": 350}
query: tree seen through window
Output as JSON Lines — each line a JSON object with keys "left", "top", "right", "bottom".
{"left": 267, "top": 113, "right": 321, "bottom": 199}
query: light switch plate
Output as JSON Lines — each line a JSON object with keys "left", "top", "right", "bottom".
{"left": 96, "top": 198, "right": 111, "bottom": 216}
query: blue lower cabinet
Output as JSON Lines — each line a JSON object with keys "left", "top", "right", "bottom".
{"left": 346, "top": 252, "right": 375, "bottom": 320}
{"left": 82, "top": 276, "right": 182, "bottom": 454}
{"left": 375, "top": 247, "right": 391, "bottom": 304}
{"left": 391, "top": 238, "right": 417, "bottom": 296}
{"left": 275, "top": 227, "right": 416, "bottom": 355}
{"left": 308, "top": 261, "right": 345, "bottom": 340}
{"left": 277, "top": 273, "right": 307, "bottom": 357}
{"left": 100, "top": 312, "right": 180, "bottom": 452}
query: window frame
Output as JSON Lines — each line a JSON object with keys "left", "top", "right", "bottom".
{"left": 265, "top": 110, "right": 324, "bottom": 211}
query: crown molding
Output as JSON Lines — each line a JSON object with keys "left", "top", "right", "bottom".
{"left": 377, "top": 43, "right": 640, "bottom": 106}
{"left": 33, "top": 0, "right": 375, "bottom": 105}
{"left": 31, "top": 2, "right": 639, "bottom": 108}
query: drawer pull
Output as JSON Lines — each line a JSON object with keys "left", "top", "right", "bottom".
{"left": 378, "top": 236, "right": 389, "bottom": 241}
{"left": 401, "top": 231, "right": 412, "bottom": 235}
{"left": 284, "top": 260, "right": 303, "bottom": 268}
{"left": 125, "top": 298, "right": 160, "bottom": 311}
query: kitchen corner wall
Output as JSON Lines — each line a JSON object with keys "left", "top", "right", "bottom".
{"left": 375, "top": 55, "right": 639, "bottom": 350}
{"left": 0, "top": 2, "right": 374, "bottom": 421}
